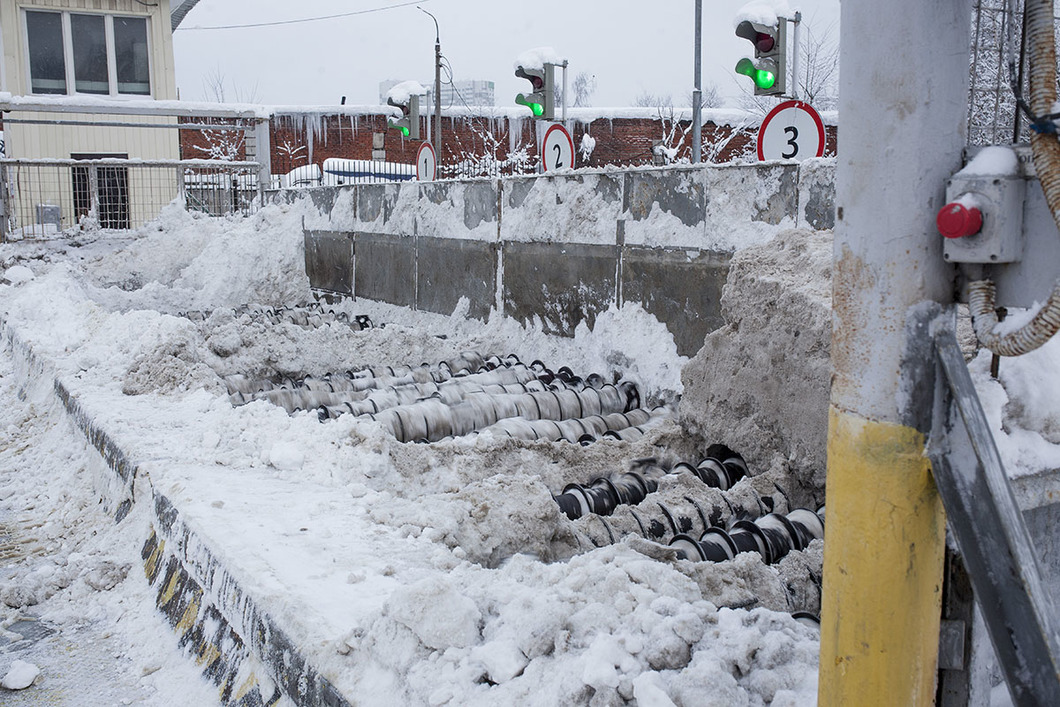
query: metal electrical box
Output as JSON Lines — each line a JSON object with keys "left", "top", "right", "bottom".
{"left": 949, "top": 146, "right": 1060, "bottom": 309}
{"left": 942, "top": 174, "right": 1025, "bottom": 264}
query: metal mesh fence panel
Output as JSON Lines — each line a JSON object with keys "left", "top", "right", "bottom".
{"left": 0, "top": 158, "right": 258, "bottom": 241}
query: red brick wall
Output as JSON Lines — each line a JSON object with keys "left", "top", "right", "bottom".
{"left": 179, "top": 111, "right": 838, "bottom": 178}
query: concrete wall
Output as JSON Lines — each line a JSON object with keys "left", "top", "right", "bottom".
{"left": 281, "top": 159, "right": 836, "bottom": 357}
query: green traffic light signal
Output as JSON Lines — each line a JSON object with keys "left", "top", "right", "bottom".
{"left": 387, "top": 119, "right": 410, "bottom": 137}
{"left": 515, "top": 93, "right": 544, "bottom": 117}
{"left": 735, "top": 57, "right": 776, "bottom": 91}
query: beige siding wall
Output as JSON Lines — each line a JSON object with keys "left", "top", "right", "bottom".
{"left": 0, "top": 0, "right": 179, "bottom": 160}
{"left": 2, "top": 0, "right": 176, "bottom": 99}
{"left": 5, "top": 113, "right": 179, "bottom": 160}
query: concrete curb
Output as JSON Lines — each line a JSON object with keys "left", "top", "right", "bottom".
{"left": 1, "top": 319, "right": 351, "bottom": 707}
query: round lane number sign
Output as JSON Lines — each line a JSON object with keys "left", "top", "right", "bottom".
{"left": 416, "top": 141, "right": 436, "bottom": 181}
{"left": 757, "top": 100, "right": 826, "bottom": 162}
{"left": 542, "top": 124, "right": 575, "bottom": 172}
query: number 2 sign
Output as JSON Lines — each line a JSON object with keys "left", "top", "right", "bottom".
{"left": 541, "top": 124, "right": 575, "bottom": 172}
{"left": 757, "top": 100, "right": 826, "bottom": 162}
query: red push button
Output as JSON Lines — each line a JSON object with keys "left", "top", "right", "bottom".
{"left": 937, "top": 199, "right": 983, "bottom": 239}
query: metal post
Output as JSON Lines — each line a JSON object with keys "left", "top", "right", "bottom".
{"left": 818, "top": 0, "right": 974, "bottom": 703}
{"left": 790, "top": 12, "right": 801, "bottom": 100}
{"left": 562, "top": 60, "right": 568, "bottom": 123}
{"left": 88, "top": 164, "right": 100, "bottom": 224}
{"left": 251, "top": 118, "right": 271, "bottom": 200}
{"left": 434, "top": 39, "right": 442, "bottom": 160}
{"left": 692, "top": 0, "right": 702, "bottom": 163}
{"left": 0, "top": 163, "right": 8, "bottom": 243}
{"left": 419, "top": 7, "right": 442, "bottom": 162}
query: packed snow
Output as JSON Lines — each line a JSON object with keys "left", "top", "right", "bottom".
{"left": 0, "top": 193, "right": 1055, "bottom": 705}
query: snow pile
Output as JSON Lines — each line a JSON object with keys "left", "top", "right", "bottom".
{"left": 0, "top": 347, "right": 223, "bottom": 705}
{"left": 341, "top": 547, "right": 819, "bottom": 706}
{"left": 680, "top": 228, "right": 832, "bottom": 492}
{"left": 0, "top": 198, "right": 826, "bottom": 705}
{"left": 969, "top": 332, "right": 1060, "bottom": 476}
{"left": 9, "top": 191, "right": 1059, "bottom": 706}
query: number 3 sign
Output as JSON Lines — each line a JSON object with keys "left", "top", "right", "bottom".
{"left": 541, "top": 124, "right": 575, "bottom": 172}
{"left": 757, "top": 100, "right": 826, "bottom": 162}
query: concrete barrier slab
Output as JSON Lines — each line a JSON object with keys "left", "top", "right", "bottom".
{"left": 303, "top": 231, "right": 354, "bottom": 296}
{"left": 354, "top": 232, "right": 415, "bottom": 307}
{"left": 621, "top": 246, "right": 730, "bottom": 357}
{"left": 502, "top": 241, "right": 617, "bottom": 336}
{"left": 417, "top": 238, "right": 497, "bottom": 320}
{"left": 797, "top": 158, "right": 836, "bottom": 231}
{"left": 501, "top": 173, "right": 624, "bottom": 245}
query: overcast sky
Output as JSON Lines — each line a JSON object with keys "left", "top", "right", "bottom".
{"left": 171, "top": 0, "right": 840, "bottom": 109}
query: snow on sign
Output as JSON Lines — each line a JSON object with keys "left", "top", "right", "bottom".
{"left": 541, "top": 124, "right": 575, "bottom": 172}
{"left": 757, "top": 100, "right": 826, "bottom": 162}
{"left": 416, "top": 141, "right": 436, "bottom": 182}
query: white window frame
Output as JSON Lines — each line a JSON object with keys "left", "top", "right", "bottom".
{"left": 22, "top": 9, "right": 153, "bottom": 98}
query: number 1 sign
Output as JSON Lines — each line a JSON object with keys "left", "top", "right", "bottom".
{"left": 541, "top": 124, "right": 575, "bottom": 172}
{"left": 757, "top": 100, "right": 826, "bottom": 162}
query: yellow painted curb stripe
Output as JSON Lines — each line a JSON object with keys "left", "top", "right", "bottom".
{"left": 819, "top": 407, "right": 946, "bottom": 706}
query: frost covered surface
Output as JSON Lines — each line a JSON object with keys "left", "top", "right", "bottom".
{"left": 0, "top": 201, "right": 824, "bottom": 705}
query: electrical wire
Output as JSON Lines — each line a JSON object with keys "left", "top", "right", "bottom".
{"left": 176, "top": 0, "right": 430, "bottom": 31}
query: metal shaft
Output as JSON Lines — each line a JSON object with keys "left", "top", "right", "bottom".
{"left": 692, "top": 0, "right": 702, "bottom": 164}
{"left": 819, "top": 0, "right": 973, "bottom": 702}
{"left": 434, "top": 40, "right": 442, "bottom": 162}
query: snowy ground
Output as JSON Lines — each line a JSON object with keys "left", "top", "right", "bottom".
{"left": 0, "top": 199, "right": 1056, "bottom": 705}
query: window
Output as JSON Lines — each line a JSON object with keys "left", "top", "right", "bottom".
{"left": 71, "top": 15, "right": 107, "bottom": 94}
{"left": 114, "top": 17, "right": 150, "bottom": 95}
{"left": 71, "top": 154, "right": 130, "bottom": 230}
{"left": 25, "top": 11, "right": 151, "bottom": 97}
{"left": 26, "top": 11, "right": 65, "bottom": 94}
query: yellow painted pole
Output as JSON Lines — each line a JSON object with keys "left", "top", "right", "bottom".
{"left": 821, "top": 0, "right": 973, "bottom": 700}
{"left": 819, "top": 409, "right": 946, "bottom": 704}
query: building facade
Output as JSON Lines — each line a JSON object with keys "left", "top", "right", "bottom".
{"left": 0, "top": 0, "right": 183, "bottom": 232}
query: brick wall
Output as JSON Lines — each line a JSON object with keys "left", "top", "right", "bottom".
{"left": 179, "top": 110, "right": 837, "bottom": 178}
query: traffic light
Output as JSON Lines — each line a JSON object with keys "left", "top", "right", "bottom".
{"left": 734, "top": 19, "right": 786, "bottom": 96}
{"left": 515, "top": 64, "right": 554, "bottom": 120}
{"left": 387, "top": 94, "right": 420, "bottom": 139}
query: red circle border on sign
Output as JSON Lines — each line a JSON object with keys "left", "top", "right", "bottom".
{"left": 542, "top": 123, "right": 575, "bottom": 172}
{"left": 416, "top": 141, "right": 437, "bottom": 181}
{"left": 756, "top": 100, "right": 826, "bottom": 162}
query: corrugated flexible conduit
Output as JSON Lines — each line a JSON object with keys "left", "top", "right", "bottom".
{"left": 969, "top": 0, "right": 1060, "bottom": 356}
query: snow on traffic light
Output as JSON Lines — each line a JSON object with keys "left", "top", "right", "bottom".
{"left": 735, "top": 19, "right": 786, "bottom": 96}
{"left": 385, "top": 81, "right": 425, "bottom": 139}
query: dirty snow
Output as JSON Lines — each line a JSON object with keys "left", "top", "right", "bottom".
{"left": 0, "top": 187, "right": 1055, "bottom": 706}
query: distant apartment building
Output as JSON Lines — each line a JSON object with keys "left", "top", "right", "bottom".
{"left": 379, "top": 79, "right": 495, "bottom": 107}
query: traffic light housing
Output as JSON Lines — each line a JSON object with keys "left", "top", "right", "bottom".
{"left": 515, "top": 64, "right": 555, "bottom": 120}
{"left": 735, "top": 19, "right": 786, "bottom": 96}
{"left": 387, "top": 94, "right": 420, "bottom": 139}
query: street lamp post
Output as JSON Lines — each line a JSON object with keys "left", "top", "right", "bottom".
{"left": 419, "top": 7, "right": 442, "bottom": 162}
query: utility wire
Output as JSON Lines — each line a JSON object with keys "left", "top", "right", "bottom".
{"left": 176, "top": 0, "right": 430, "bottom": 31}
